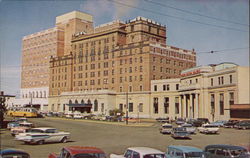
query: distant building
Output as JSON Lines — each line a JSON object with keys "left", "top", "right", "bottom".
{"left": 0, "top": 91, "right": 15, "bottom": 109}
{"left": 48, "top": 15, "right": 196, "bottom": 113}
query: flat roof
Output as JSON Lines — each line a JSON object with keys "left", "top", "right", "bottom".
{"left": 56, "top": 11, "right": 93, "bottom": 24}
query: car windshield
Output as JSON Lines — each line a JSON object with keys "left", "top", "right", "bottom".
{"left": 143, "top": 154, "right": 165, "bottom": 158}
{"left": 205, "top": 125, "right": 217, "bottom": 128}
{"left": 2, "top": 154, "right": 30, "bottom": 158}
{"left": 73, "top": 153, "right": 106, "bottom": 158}
{"left": 185, "top": 152, "right": 204, "bottom": 158}
{"left": 182, "top": 124, "right": 192, "bottom": 127}
{"left": 163, "top": 126, "right": 172, "bottom": 128}
{"left": 27, "top": 129, "right": 44, "bottom": 133}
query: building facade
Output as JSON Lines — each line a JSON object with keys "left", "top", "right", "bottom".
{"left": 48, "top": 16, "right": 196, "bottom": 114}
{"left": 19, "top": 11, "right": 93, "bottom": 111}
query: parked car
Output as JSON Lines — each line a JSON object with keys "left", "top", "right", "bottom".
{"left": 175, "top": 118, "right": 186, "bottom": 125}
{"left": 224, "top": 120, "right": 240, "bottom": 128}
{"left": 197, "top": 124, "right": 219, "bottom": 134}
{"left": 191, "top": 118, "right": 210, "bottom": 127}
{"left": 10, "top": 122, "right": 34, "bottom": 136}
{"left": 211, "top": 120, "right": 228, "bottom": 127}
{"left": 0, "top": 149, "right": 30, "bottom": 158}
{"left": 7, "top": 118, "right": 28, "bottom": 130}
{"left": 160, "top": 123, "right": 172, "bottom": 134}
{"left": 15, "top": 127, "right": 70, "bottom": 145}
{"left": 156, "top": 117, "right": 170, "bottom": 123}
{"left": 234, "top": 120, "right": 250, "bottom": 130}
{"left": 204, "top": 144, "right": 250, "bottom": 158}
{"left": 48, "top": 146, "right": 106, "bottom": 158}
{"left": 181, "top": 123, "right": 196, "bottom": 134}
{"left": 171, "top": 127, "right": 191, "bottom": 139}
{"left": 110, "top": 147, "right": 165, "bottom": 158}
{"left": 166, "top": 145, "right": 204, "bottom": 158}
{"left": 73, "top": 113, "right": 84, "bottom": 119}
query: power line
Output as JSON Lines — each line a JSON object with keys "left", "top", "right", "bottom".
{"left": 106, "top": 0, "right": 248, "bottom": 32}
{"left": 144, "top": 0, "right": 249, "bottom": 27}
{"left": 197, "top": 47, "right": 249, "bottom": 54}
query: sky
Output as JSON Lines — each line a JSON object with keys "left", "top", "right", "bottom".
{"left": 0, "top": 0, "right": 249, "bottom": 96}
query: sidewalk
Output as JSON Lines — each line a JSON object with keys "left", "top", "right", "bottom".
{"left": 48, "top": 117, "right": 155, "bottom": 127}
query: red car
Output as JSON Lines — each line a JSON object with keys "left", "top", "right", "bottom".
{"left": 48, "top": 146, "right": 106, "bottom": 158}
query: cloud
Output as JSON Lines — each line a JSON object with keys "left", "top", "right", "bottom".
{"left": 80, "top": 0, "right": 140, "bottom": 22}
{"left": 113, "top": 0, "right": 140, "bottom": 19}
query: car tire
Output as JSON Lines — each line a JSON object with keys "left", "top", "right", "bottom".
{"left": 37, "top": 140, "right": 44, "bottom": 145}
{"left": 61, "top": 137, "right": 67, "bottom": 143}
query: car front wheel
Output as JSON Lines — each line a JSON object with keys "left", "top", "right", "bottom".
{"left": 61, "top": 137, "right": 67, "bottom": 143}
{"left": 37, "top": 140, "right": 44, "bottom": 145}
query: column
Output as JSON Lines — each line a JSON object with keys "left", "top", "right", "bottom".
{"left": 190, "top": 94, "right": 193, "bottom": 119}
{"left": 183, "top": 95, "right": 186, "bottom": 118}
{"left": 195, "top": 93, "right": 199, "bottom": 118}
{"left": 179, "top": 95, "right": 182, "bottom": 118}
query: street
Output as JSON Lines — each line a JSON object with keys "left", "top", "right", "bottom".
{"left": 1, "top": 117, "right": 250, "bottom": 158}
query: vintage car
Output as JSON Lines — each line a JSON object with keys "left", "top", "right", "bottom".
{"left": 197, "top": 124, "right": 219, "bottom": 134}
{"left": 48, "top": 146, "right": 106, "bottom": 158}
{"left": 0, "top": 149, "right": 30, "bottom": 158}
{"left": 211, "top": 120, "right": 228, "bottom": 127}
{"left": 156, "top": 117, "right": 170, "bottom": 123}
{"left": 166, "top": 145, "right": 204, "bottom": 158}
{"left": 175, "top": 118, "right": 186, "bottom": 125}
{"left": 7, "top": 118, "right": 28, "bottom": 130}
{"left": 160, "top": 123, "right": 172, "bottom": 134}
{"left": 181, "top": 123, "right": 196, "bottom": 134}
{"left": 234, "top": 120, "right": 250, "bottom": 130}
{"left": 10, "top": 122, "right": 34, "bottom": 136}
{"left": 15, "top": 127, "right": 70, "bottom": 145}
{"left": 224, "top": 120, "right": 240, "bottom": 128}
{"left": 204, "top": 144, "right": 250, "bottom": 158}
{"left": 110, "top": 147, "right": 165, "bottom": 158}
{"left": 171, "top": 127, "right": 191, "bottom": 139}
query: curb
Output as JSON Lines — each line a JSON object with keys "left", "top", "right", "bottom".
{"left": 46, "top": 117, "right": 154, "bottom": 127}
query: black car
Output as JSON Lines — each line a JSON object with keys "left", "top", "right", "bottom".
{"left": 0, "top": 149, "right": 30, "bottom": 158}
{"left": 191, "top": 118, "right": 210, "bottom": 127}
{"left": 224, "top": 120, "right": 240, "bottom": 128}
{"left": 235, "top": 120, "right": 250, "bottom": 130}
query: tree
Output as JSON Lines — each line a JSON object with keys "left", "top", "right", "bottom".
{"left": 0, "top": 96, "right": 6, "bottom": 128}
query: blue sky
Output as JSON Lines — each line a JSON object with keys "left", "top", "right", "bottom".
{"left": 0, "top": 0, "right": 249, "bottom": 95}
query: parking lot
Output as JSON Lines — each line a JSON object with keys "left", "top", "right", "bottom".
{"left": 1, "top": 117, "right": 250, "bottom": 158}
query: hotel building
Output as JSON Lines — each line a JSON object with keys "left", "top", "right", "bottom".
{"left": 48, "top": 15, "right": 196, "bottom": 115}
{"left": 19, "top": 11, "right": 93, "bottom": 111}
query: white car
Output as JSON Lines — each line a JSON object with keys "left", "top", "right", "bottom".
{"left": 110, "top": 147, "right": 165, "bottom": 158}
{"left": 181, "top": 123, "right": 196, "bottom": 134}
{"left": 160, "top": 123, "right": 173, "bottom": 134}
{"left": 15, "top": 127, "right": 70, "bottom": 145}
{"left": 197, "top": 124, "right": 219, "bottom": 134}
{"left": 10, "top": 122, "right": 34, "bottom": 136}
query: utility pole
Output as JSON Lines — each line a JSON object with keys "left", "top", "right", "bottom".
{"left": 126, "top": 91, "right": 128, "bottom": 125}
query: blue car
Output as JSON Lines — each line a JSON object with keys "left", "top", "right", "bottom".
{"left": 166, "top": 145, "right": 204, "bottom": 158}
{"left": 7, "top": 122, "right": 20, "bottom": 130}
{"left": 0, "top": 149, "right": 30, "bottom": 158}
{"left": 211, "top": 120, "right": 228, "bottom": 127}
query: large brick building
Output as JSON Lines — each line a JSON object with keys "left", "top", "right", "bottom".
{"left": 19, "top": 11, "right": 93, "bottom": 111}
{"left": 48, "top": 13, "right": 196, "bottom": 115}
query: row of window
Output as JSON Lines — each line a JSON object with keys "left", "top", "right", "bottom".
{"left": 210, "top": 92, "right": 234, "bottom": 115}
{"left": 22, "top": 91, "right": 47, "bottom": 98}
{"left": 211, "top": 75, "right": 233, "bottom": 86}
{"left": 153, "top": 84, "right": 179, "bottom": 91}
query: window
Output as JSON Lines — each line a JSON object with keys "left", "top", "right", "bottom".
{"left": 119, "top": 104, "right": 123, "bottom": 111}
{"left": 140, "top": 85, "right": 143, "bottom": 91}
{"left": 176, "top": 84, "right": 179, "bottom": 90}
{"left": 211, "top": 78, "right": 214, "bottom": 86}
{"left": 129, "top": 103, "right": 133, "bottom": 112}
{"left": 229, "top": 75, "right": 233, "bottom": 83}
{"left": 167, "top": 84, "right": 170, "bottom": 91}
{"left": 153, "top": 97, "right": 158, "bottom": 114}
{"left": 163, "top": 85, "right": 166, "bottom": 91}
{"left": 220, "top": 93, "right": 224, "bottom": 115}
{"left": 132, "top": 151, "right": 140, "bottom": 158}
{"left": 221, "top": 76, "right": 224, "bottom": 85}
{"left": 229, "top": 92, "right": 234, "bottom": 105}
{"left": 175, "top": 97, "right": 179, "bottom": 114}
{"left": 154, "top": 85, "right": 157, "bottom": 91}
{"left": 211, "top": 94, "right": 215, "bottom": 115}
{"left": 139, "top": 103, "right": 143, "bottom": 112}
{"left": 94, "top": 100, "right": 98, "bottom": 111}
{"left": 164, "top": 97, "right": 169, "bottom": 114}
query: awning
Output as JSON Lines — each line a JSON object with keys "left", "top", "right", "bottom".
{"left": 66, "top": 103, "right": 92, "bottom": 108}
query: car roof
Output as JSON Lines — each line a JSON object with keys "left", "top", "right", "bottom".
{"left": 162, "top": 123, "right": 172, "bottom": 126}
{"left": 64, "top": 146, "right": 105, "bottom": 155}
{"left": 205, "top": 144, "right": 247, "bottom": 151}
{"left": 32, "top": 127, "right": 56, "bottom": 130}
{"left": 0, "top": 149, "right": 29, "bottom": 155}
{"left": 128, "top": 147, "right": 164, "bottom": 155}
{"left": 168, "top": 146, "right": 203, "bottom": 153}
